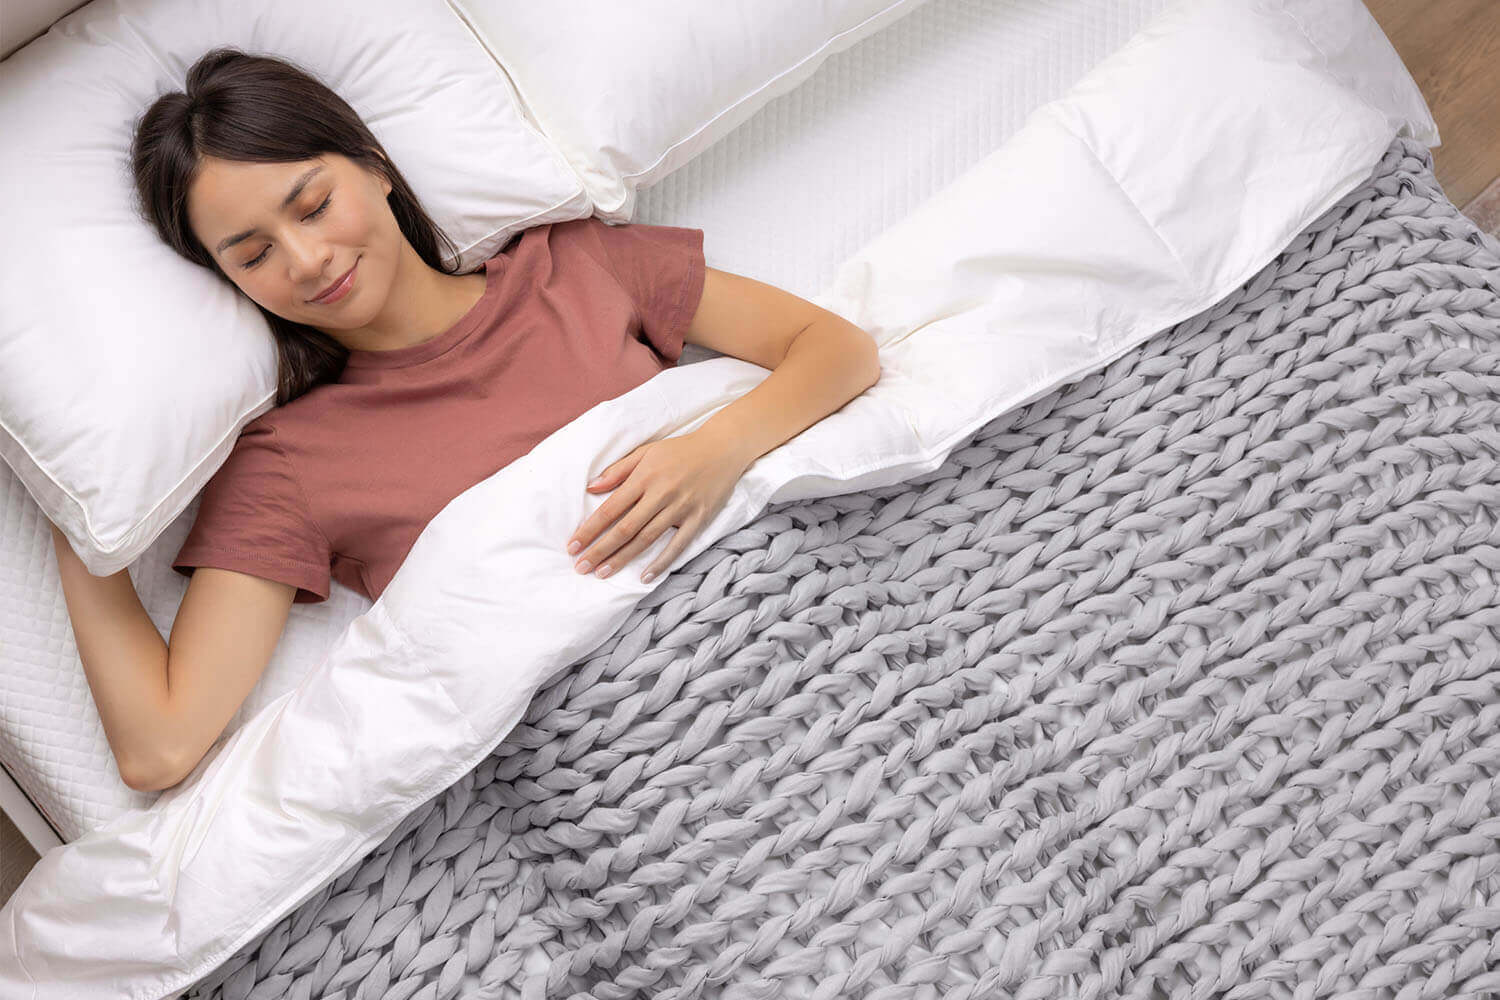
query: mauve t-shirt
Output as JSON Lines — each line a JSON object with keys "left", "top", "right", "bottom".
{"left": 172, "top": 216, "right": 707, "bottom": 603}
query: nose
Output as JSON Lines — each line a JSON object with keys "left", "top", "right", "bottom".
{"left": 284, "top": 231, "right": 336, "bottom": 297}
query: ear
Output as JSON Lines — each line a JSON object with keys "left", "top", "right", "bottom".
{"left": 370, "top": 153, "right": 393, "bottom": 197}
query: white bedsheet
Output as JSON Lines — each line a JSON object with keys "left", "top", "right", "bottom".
{"left": 0, "top": 0, "right": 1436, "bottom": 997}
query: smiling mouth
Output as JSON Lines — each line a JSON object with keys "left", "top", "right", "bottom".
{"left": 309, "top": 259, "right": 358, "bottom": 303}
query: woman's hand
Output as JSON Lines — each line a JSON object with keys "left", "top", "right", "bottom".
{"left": 566, "top": 430, "right": 750, "bottom": 584}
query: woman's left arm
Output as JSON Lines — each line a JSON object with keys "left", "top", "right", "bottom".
{"left": 566, "top": 266, "right": 882, "bottom": 584}
{"left": 694, "top": 311, "right": 882, "bottom": 471}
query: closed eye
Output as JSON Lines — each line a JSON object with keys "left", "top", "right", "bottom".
{"left": 242, "top": 194, "right": 333, "bottom": 269}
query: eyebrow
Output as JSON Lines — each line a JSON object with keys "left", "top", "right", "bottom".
{"left": 214, "top": 166, "right": 325, "bottom": 254}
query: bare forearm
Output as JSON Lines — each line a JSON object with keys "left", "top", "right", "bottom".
{"left": 50, "top": 523, "right": 172, "bottom": 782}
{"left": 696, "top": 315, "right": 881, "bottom": 467}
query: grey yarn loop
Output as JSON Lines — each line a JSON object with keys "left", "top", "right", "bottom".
{"left": 182, "top": 136, "right": 1500, "bottom": 1000}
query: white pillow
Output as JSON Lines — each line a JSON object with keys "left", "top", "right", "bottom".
{"left": 447, "top": 0, "right": 929, "bottom": 221}
{"left": 0, "top": 0, "right": 589, "bottom": 577}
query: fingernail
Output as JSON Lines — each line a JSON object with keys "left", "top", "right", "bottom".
{"left": 641, "top": 571, "right": 655, "bottom": 583}
{"left": 576, "top": 559, "right": 591, "bottom": 574}
{"left": 567, "top": 540, "right": 581, "bottom": 555}
{"left": 596, "top": 564, "right": 612, "bottom": 578}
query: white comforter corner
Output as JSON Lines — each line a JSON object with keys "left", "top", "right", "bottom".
{"left": 0, "top": 1, "right": 1435, "bottom": 996}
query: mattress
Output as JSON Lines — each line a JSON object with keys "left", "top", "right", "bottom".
{"left": 0, "top": 0, "right": 1171, "bottom": 845}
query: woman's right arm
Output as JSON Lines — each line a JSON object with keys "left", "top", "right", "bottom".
{"left": 50, "top": 523, "right": 297, "bottom": 792}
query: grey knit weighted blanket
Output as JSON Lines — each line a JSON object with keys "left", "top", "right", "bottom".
{"left": 184, "top": 135, "right": 1500, "bottom": 1000}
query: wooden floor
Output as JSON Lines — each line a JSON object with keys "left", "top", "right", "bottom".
{"left": 1364, "top": 0, "right": 1500, "bottom": 232}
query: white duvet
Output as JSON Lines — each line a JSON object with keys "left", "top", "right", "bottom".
{"left": 0, "top": 1, "right": 1436, "bottom": 996}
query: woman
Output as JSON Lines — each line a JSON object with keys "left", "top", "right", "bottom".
{"left": 49, "top": 47, "right": 880, "bottom": 795}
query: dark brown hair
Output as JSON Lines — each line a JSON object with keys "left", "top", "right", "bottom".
{"left": 130, "top": 46, "right": 462, "bottom": 405}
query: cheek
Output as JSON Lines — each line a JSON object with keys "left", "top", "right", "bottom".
{"left": 238, "top": 273, "right": 291, "bottom": 312}
{"left": 356, "top": 196, "right": 395, "bottom": 236}
{"left": 357, "top": 207, "right": 388, "bottom": 243}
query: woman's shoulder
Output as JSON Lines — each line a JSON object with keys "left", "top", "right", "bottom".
{"left": 234, "top": 392, "right": 325, "bottom": 456}
{"left": 244, "top": 374, "right": 348, "bottom": 434}
{"left": 476, "top": 217, "right": 613, "bottom": 292}
{"left": 214, "top": 410, "right": 290, "bottom": 472}
{"left": 513, "top": 215, "right": 619, "bottom": 255}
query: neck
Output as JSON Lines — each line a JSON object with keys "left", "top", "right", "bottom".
{"left": 325, "top": 245, "right": 484, "bottom": 354}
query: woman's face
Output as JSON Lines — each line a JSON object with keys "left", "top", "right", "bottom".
{"left": 186, "top": 152, "right": 397, "bottom": 331}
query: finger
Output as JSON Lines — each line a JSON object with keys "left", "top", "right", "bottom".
{"left": 589, "top": 446, "right": 645, "bottom": 491}
{"left": 587, "top": 464, "right": 619, "bottom": 490}
{"left": 641, "top": 513, "right": 699, "bottom": 583}
{"left": 577, "top": 490, "right": 662, "bottom": 572}
{"left": 592, "top": 506, "right": 680, "bottom": 579}
{"left": 569, "top": 479, "right": 645, "bottom": 558}
{"left": 572, "top": 451, "right": 649, "bottom": 551}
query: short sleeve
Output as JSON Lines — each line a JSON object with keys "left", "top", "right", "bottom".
{"left": 172, "top": 421, "right": 333, "bottom": 604}
{"left": 582, "top": 217, "right": 706, "bottom": 365}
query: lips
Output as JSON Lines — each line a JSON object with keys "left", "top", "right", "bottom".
{"left": 309, "top": 259, "right": 358, "bottom": 304}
